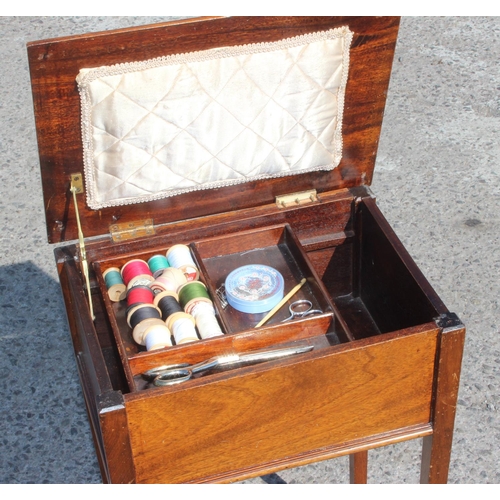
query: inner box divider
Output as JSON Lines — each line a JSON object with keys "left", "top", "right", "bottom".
{"left": 93, "top": 223, "right": 338, "bottom": 393}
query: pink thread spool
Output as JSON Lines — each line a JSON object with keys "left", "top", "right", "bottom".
{"left": 150, "top": 267, "right": 187, "bottom": 294}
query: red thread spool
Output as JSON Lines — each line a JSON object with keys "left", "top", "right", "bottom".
{"left": 121, "top": 259, "right": 152, "bottom": 286}
{"left": 126, "top": 285, "right": 154, "bottom": 309}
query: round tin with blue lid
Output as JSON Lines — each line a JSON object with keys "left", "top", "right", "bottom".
{"left": 224, "top": 264, "right": 284, "bottom": 314}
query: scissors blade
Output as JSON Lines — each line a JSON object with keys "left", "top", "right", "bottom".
{"left": 238, "top": 344, "right": 314, "bottom": 364}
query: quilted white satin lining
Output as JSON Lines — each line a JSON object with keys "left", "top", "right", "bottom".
{"left": 77, "top": 26, "right": 353, "bottom": 210}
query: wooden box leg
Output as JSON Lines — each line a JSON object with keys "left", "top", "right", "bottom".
{"left": 420, "top": 319, "right": 465, "bottom": 483}
{"left": 98, "top": 392, "right": 136, "bottom": 484}
{"left": 349, "top": 451, "right": 368, "bottom": 484}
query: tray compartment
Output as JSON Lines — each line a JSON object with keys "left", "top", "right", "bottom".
{"left": 191, "top": 224, "right": 335, "bottom": 334}
{"left": 92, "top": 223, "right": 336, "bottom": 392}
{"left": 88, "top": 192, "right": 446, "bottom": 393}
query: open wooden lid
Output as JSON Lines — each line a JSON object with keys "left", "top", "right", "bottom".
{"left": 28, "top": 16, "right": 400, "bottom": 243}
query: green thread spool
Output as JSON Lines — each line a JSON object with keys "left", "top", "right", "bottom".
{"left": 148, "top": 254, "right": 171, "bottom": 278}
{"left": 103, "top": 267, "right": 126, "bottom": 302}
{"left": 178, "top": 281, "right": 212, "bottom": 312}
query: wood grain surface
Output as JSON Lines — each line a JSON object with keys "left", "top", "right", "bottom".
{"left": 125, "top": 325, "right": 438, "bottom": 483}
{"left": 28, "top": 16, "right": 400, "bottom": 243}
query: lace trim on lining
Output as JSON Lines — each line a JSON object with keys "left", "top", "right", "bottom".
{"left": 77, "top": 26, "right": 353, "bottom": 210}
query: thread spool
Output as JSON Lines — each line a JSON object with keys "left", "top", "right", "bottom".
{"left": 166, "top": 244, "right": 199, "bottom": 282}
{"left": 121, "top": 259, "right": 152, "bottom": 286}
{"left": 224, "top": 264, "right": 284, "bottom": 314}
{"left": 166, "top": 312, "right": 198, "bottom": 345}
{"left": 143, "top": 322, "right": 173, "bottom": 351}
{"left": 127, "top": 304, "right": 164, "bottom": 345}
{"left": 132, "top": 317, "right": 167, "bottom": 346}
{"left": 154, "top": 291, "right": 183, "bottom": 321}
{"left": 126, "top": 285, "right": 154, "bottom": 310}
{"left": 126, "top": 273, "right": 155, "bottom": 290}
{"left": 127, "top": 303, "right": 162, "bottom": 329}
{"left": 148, "top": 254, "right": 170, "bottom": 278}
{"left": 103, "top": 267, "right": 126, "bottom": 302}
{"left": 150, "top": 267, "right": 187, "bottom": 294}
{"left": 178, "top": 281, "right": 213, "bottom": 313}
{"left": 190, "top": 301, "right": 224, "bottom": 339}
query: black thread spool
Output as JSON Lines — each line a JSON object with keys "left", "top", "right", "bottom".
{"left": 127, "top": 303, "right": 162, "bottom": 329}
{"left": 127, "top": 303, "right": 164, "bottom": 346}
{"left": 155, "top": 291, "right": 183, "bottom": 321}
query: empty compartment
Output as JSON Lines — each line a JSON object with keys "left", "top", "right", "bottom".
{"left": 308, "top": 197, "right": 443, "bottom": 340}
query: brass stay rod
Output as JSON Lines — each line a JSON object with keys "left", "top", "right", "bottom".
{"left": 70, "top": 175, "right": 95, "bottom": 321}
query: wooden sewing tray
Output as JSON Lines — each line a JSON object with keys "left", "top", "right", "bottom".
{"left": 28, "top": 16, "right": 465, "bottom": 484}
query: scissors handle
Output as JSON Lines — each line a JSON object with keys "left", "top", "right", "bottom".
{"left": 154, "top": 367, "right": 193, "bottom": 385}
{"left": 142, "top": 363, "right": 190, "bottom": 380}
{"left": 153, "top": 357, "right": 222, "bottom": 386}
{"left": 282, "top": 299, "right": 313, "bottom": 322}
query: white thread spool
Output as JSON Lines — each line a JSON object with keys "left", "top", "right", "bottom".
{"left": 166, "top": 244, "right": 199, "bottom": 282}
{"left": 132, "top": 317, "right": 164, "bottom": 345}
{"left": 167, "top": 312, "right": 198, "bottom": 345}
{"left": 143, "top": 323, "right": 173, "bottom": 351}
{"left": 190, "top": 301, "right": 224, "bottom": 339}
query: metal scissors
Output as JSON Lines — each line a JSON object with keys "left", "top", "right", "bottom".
{"left": 281, "top": 300, "right": 323, "bottom": 322}
{"left": 142, "top": 344, "right": 314, "bottom": 387}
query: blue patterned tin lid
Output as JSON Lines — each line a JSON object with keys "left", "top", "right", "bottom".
{"left": 224, "top": 264, "right": 284, "bottom": 314}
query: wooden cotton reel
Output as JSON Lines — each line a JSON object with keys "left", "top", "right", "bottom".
{"left": 103, "top": 267, "right": 126, "bottom": 302}
{"left": 166, "top": 244, "right": 200, "bottom": 282}
{"left": 128, "top": 303, "right": 172, "bottom": 350}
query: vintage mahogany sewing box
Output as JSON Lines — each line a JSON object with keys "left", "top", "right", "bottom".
{"left": 27, "top": 16, "right": 466, "bottom": 484}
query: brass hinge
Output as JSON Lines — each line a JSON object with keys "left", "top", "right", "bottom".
{"left": 276, "top": 189, "right": 318, "bottom": 209}
{"left": 109, "top": 218, "right": 156, "bottom": 242}
{"left": 70, "top": 172, "right": 95, "bottom": 321}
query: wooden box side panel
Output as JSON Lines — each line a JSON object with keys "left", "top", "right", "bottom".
{"left": 358, "top": 197, "right": 448, "bottom": 333}
{"left": 125, "top": 326, "right": 438, "bottom": 483}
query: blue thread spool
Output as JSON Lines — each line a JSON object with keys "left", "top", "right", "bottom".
{"left": 148, "top": 254, "right": 171, "bottom": 278}
{"left": 224, "top": 264, "right": 284, "bottom": 314}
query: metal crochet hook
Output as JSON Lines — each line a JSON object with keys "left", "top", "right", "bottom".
{"left": 142, "top": 344, "right": 314, "bottom": 387}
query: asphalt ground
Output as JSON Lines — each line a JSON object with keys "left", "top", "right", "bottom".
{"left": 0, "top": 16, "right": 498, "bottom": 484}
